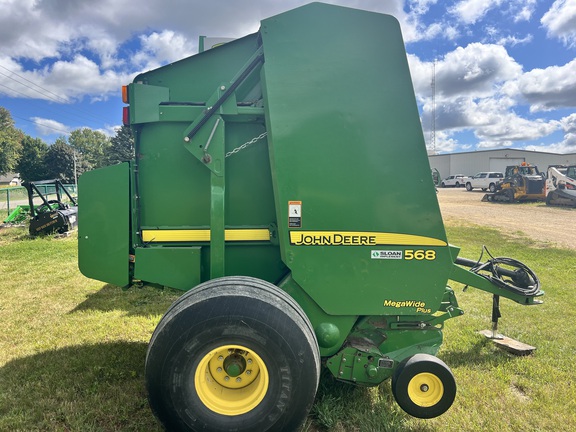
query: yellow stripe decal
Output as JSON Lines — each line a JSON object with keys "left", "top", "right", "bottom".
{"left": 289, "top": 231, "right": 447, "bottom": 247}
{"left": 142, "top": 229, "right": 270, "bottom": 242}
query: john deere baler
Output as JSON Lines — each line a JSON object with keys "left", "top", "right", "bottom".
{"left": 78, "top": 4, "right": 543, "bottom": 431}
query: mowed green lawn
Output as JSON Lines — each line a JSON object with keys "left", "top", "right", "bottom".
{"left": 0, "top": 224, "right": 574, "bottom": 431}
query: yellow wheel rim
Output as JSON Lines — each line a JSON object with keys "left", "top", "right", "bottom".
{"left": 195, "top": 344, "right": 269, "bottom": 415}
{"left": 407, "top": 372, "right": 444, "bottom": 407}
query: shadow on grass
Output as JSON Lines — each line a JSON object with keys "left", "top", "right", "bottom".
{"left": 441, "top": 336, "right": 517, "bottom": 369}
{"left": 1, "top": 341, "right": 454, "bottom": 432}
{"left": 70, "top": 283, "right": 181, "bottom": 317}
{"left": 0, "top": 342, "right": 162, "bottom": 431}
{"left": 306, "top": 370, "right": 435, "bottom": 432}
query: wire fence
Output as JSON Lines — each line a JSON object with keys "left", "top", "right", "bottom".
{"left": 0, "top": 184, "right": 78, "bottom": 217}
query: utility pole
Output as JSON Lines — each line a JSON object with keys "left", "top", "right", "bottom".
{"left": 430, "top": 59, "right": 436, "bottom": 154}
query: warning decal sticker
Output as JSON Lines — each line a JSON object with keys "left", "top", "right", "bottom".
{"left": 288, "top": 201, "right": 302, "bottom": 228}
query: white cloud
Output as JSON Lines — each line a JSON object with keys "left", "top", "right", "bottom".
{"left": 496, "top": 34, "right": 533, "bottom": 47}
{"left": 512, "top": 59, "right": 576, "bottom": 111}
{"left": 409, "top": 43, "right": 522, "bottom": 99}
{"left": 450, "top": 0, "right": 503, "bottom": 24}
{"left": 31, "top": 117, "right": 71, "bottom": 136}
{"left": 409, "top": 0, "right": 439, "bottom": 16}
{"left": 132, "top": 31, "right": 197, "bottom": 69}
{"left": 475, "top": 114, "right": 561, "bottom": 142}
{"left": 477, "top": 140, "right": 513, "bottom": 149}
{"left": 541, "top": 0, "right": 576, "bottom": 47}
{"left": 514, "top": 0, "right": 537, "bottom": 22}
{"left": 42, "top": 56, "right": 133, "bottom": 101}
{"left": 0, "top": 55, "right": 135, "bottom": 103}
{"left": 525, "top": 133, "right": 576, "bottom": 154}
{"left": 429, "top": 130, "right": 461, "bottom": 153}
{"left": 418, "top": 22, "right": 460, "bottom": 41}
{"left": 560, "top": 113, "right": 576, "bottom": 133}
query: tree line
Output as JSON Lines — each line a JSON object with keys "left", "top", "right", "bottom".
{"left": 0, "top": 106, "right": 134, "bottom": 183}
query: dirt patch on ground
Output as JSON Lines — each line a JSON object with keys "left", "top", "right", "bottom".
{"left": 436, "top": 187, "right": 576, "bottom": 250}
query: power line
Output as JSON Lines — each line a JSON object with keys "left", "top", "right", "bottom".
{"left": 0, "top": 85, "right": 101, "bottom": 128}
{"left": 10, "top": 113, "right": 71, "bottom": 135}
{"left": 0, "top": 64, "right": 70, "bottom": 104}
{"left": 0, "top": 63, "right": 112, "bottom": 124}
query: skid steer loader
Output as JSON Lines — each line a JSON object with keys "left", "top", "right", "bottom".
{"left": 482, "top": 163, "right": 546, "bottom": 203}
{"left": 546, "top": 165, "right": 576, "bottom": 207}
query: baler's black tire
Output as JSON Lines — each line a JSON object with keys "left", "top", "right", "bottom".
{"left": 391, "top": 354, "right": 456, "bottom": 419}
{"left": 145, "top": 276, "right": 320, "bottom": 432}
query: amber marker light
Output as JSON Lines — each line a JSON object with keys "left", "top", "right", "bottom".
{"left": 122, "top": 85, "right": 129, "bottom": 104}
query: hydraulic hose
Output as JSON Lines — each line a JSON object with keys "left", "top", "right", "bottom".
{"left": 456, "top": 247, "right": 541, "bottom": 297}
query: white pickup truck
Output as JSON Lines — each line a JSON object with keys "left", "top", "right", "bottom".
{"left": 440, "top": 174, "right": 470, "bottom": 188}
{"left": 465, "top": 172, "right": 504, "bottom": 192}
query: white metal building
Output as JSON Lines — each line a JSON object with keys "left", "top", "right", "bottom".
{"left": 429, "top": 149, "right": 576, "bottom": 178}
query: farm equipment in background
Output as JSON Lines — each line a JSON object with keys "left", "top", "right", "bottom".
{"left": 546, "top": 165, "right": 576, "bottom": 207}
{"left": 3, "top": 205, "right": 30, "bottom": 225}
{"left": 25, "top": 179, "right": 78, "bottom": 236}
{"left": 482, "top": 163, "right": 546, "bottom": 203}
{"left": 78, "top": 4, "right": 544, "bottom": 431}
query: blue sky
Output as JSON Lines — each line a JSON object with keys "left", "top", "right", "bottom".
{"left": 0, "top": 0, "right": 575, "bottom": 154}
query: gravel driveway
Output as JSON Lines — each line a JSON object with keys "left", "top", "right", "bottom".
{"left": 436, "top": 187, "right": 575, "bottom": 250}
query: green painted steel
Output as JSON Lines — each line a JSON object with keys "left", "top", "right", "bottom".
{"left": 134, "top": 247, "right": 201, "bottom": 290}
{"left": 78, "top": 162, "right": 130, "bottom": 287}
{"left": 77, "top": 3, "right": 543, "bottom": 390}
{"left": 260, "top": 4, "right": 451, "bottom": 315}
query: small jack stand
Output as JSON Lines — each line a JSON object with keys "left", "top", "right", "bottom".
{"left": 479, "top": 295, "right": 536, "bottom": 356}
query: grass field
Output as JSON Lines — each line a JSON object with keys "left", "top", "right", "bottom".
{"left": 0, "top": 224, "right": 574, "bottom": 431}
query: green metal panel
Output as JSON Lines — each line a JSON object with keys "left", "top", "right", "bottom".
{"left": 134, "top": 247, "right": 201, "bottom": 290}
{"left": 129, "top": 84, "right": 169, "bottom": 124}
{"left": 131, "top": 33, "right": 283, "bottom": 284}
{"left": 78, "top": 163, "right": 130, "bottom": 287}
{"left": 260, "top": 3, "right": 451, "bottom": 315}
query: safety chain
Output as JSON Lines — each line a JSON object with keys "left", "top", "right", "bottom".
{"left": 225, "top": 132, "right": 268, "bottom": 158}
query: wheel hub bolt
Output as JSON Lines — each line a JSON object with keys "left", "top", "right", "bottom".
{"left": 224, "top": 376, "right": 230, "bottom": 381}
{"left": 421, "top": 384, "right": 429, "bottom": 392}
{"left": 246, "top": 370, "right": 252, "bottom": 375}
{"left": 236, "top": 377, "right": 242, "bottom": 382}
{"left": 217, "top": 367, "right": 222, "bottom": 373}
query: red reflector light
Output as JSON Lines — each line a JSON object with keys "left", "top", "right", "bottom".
{"left": 123, "top": 106, "right": 130, "bottom": 125}
{"left": 122, "top": 85, "right": 129, "bottom": 104}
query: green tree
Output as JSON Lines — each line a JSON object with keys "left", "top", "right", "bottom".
{"left": 106, "top": 125, "right": 135, "bottom": 165}
{"left": 44, "top": 139, "right": 89, "bottom": 183}
{"left": 0, "top": 107, "right": 23, "bottom": 175}
{"left": 17, "top": 135, "right": 49, "bottom": 181}
{"left": 68, "top": 128, "right": 111, "bottom": 169}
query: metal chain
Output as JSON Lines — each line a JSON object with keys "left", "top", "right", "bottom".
{"left": 225, "top": 132, "right": 268, "bottom": 158}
